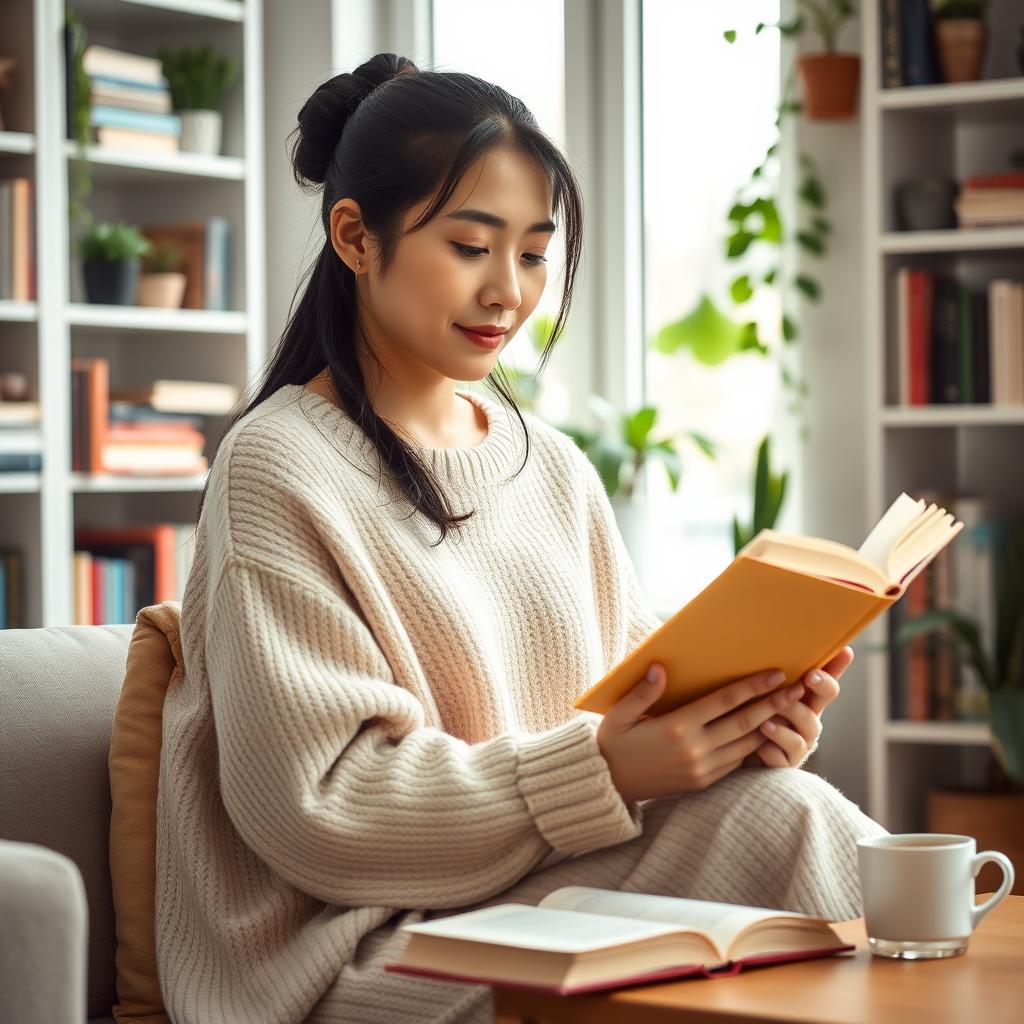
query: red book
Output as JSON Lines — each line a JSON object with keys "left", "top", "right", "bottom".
{"left": 384, "top": 888, "right": 854, "bottom": 997}
{"left": 908, "top": 269, "right": 932, "bottom": 406}
{"left": 962, "top": 172, "right": 1024, "bottom": 190}
{"left": 74, "top": 524, "right": 179, "bottom": 603}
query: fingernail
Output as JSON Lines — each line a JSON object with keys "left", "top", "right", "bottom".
{"left": 762, "top": 720, "right": 777, "bottom": 734}
{"left": 765, "top": 670, "right": 786, "bottom": 688}
{"left": 646, "top": 665, "right": 659, "bottom": 683}
{"left": 786, "top": 683, "right": 804, "bottom": 699}
{"left": 808, "top": 671, "right": 823, "bottom": 686}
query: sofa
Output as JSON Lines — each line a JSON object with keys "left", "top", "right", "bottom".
{"left": 0, "top": 621, "right": 137, "bottom": 1024}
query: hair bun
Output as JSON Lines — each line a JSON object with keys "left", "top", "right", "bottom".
{"left": 291, "top": 53, "right": 418, "bottom": 188}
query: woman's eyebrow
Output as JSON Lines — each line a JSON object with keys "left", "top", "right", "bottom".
{"left": 444, "top": 209, "right": 556, "bottom": 233}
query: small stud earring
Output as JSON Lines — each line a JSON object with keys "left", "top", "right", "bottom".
{"left": 354, "top": 258, "right": 361, "bottom": 272}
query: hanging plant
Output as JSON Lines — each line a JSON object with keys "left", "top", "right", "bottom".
{"left": 65, "top": 4, "right": 93, "bottom": 229}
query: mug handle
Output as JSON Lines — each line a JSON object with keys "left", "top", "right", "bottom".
{"left": 970, "top": 851, "right": 1016, "bottom": 930}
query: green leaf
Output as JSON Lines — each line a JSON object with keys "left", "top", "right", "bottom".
{"left": 594, "top": 437, "right": 627, "bottom": 497}
{"left": 687, "top": 431, "right": 717, "bottom": 460}
{"left": 755, "top": 22, "right": 766, "bottom": 34}
{"left": 752, "top": 197, "right": 782, "bottom": 244}
{"left": 727, "top": 230, "right": 754, "bottom": 258}
{"left": 763, "top": 268, "right": 777, "bottom": 285}
{"left": 778, "top": 14, "right": 804, "bottom": 35}
{"left": 812, "top": 216, "right": 832, "bottom": 235}
{"left": 782, "top": 313, "right": 798, "bottom": 342}
{"left": 730, "top": 274, "right": 754, "bottom": 304}
{"left": 795, "top": 275, "right": 821, "bottom": 301}
{"left": 652, "top": 294, "right": 746, "bottom": 366}
{"left": 799, "top": 176, "right": 826, "bottom": 209}
{"left": 649, "top": 441, "right": 682, "bottom": 491}
{"left": 527, "top": 312, "right": 557, "bottom": 353}
{"left": 738, "top": 320, "right": 769, "bottom": 355}
{"left": 894, "top": 608, "right": 995, "bottom": 691}
{"left": 723, "top": 29, "right": 737, "bottom": 43}
{"left": 624, "top": 406, "right": 658, "bottom": 452}
{"left": 796, "top": 230, "right": 824, "bottom": 255}
{"left": 727, "top": 201, "right": 751, "bottom": 224}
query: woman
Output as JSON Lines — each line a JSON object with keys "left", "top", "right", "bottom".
{"left": 157, "top": 53, "right": 886, "bottom": 1024}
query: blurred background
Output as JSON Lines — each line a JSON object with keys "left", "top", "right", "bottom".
{"left": 1, "top": 0, "right": 1022, "bottom": 881}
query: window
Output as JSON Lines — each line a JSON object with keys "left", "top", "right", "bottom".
{"left": 640, "top": 0, "right": 782, "bottom": 613}
{"left": 431, "top": 0, "right": 567, "bottom": 411}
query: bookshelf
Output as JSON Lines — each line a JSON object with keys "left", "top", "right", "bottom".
{"left": 0, "top": 0, "right": 265, "bottom": 627}
{"left": 862, "top": 0, "right": 1023, "bottom": 829}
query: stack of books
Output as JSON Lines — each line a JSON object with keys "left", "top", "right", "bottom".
{"left": 71, "top": 356, "right": 238, "bottom": 476}
{"left": 0, "top": 177, "right": 36, "bottom": 301}
{"left": 0, "top": 395, "right": 41, "bottom": 475}
{"left": 80, "top": 44, "right": 180, "bottom": 154}
{"left": 893, "top": 269, "right": 1023, "bottom": 406}
{"left": 955, "top": 173, "right": 1024, "bottom": 230}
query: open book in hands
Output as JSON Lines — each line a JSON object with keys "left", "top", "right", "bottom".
{"left": 384, "top": 885, "right": 854, "bottom": 996}
{"left": 573, "top": 491, "right": 965, "bottom": 717}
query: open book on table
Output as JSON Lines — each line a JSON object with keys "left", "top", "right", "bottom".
{"left": 384, "top": 885, "right": 854, "bottom": 996}
{"left": 573, "top": 490, "right": 964, "bottom": 717}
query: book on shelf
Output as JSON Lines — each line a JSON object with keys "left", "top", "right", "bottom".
{"left": 0, "top": 177, "right": 37, "bottom": 301}
{"left": 138, "top": 219, "right": 232, "bottom": 311}
{"left": 110, "top": 378, "right": 239, "bottom": 415}
{"left": 384, "top": 885, "right": 854, "bottom": 996}
{"left": 573, "top": 492, "right": 964, "bottom": 717}
{"left": 72, "top": 358, "right": 213, "bottom": 475}
{"left": 74, "top": 523, "right": 196, "bottom": 625}
{"left": 889, "top": 490, "right": 998, "bottom": 723}
{"left": 893, "top": 268, "right": 1021, "bottom": 407}
{"left": 955, "top": 174, "right": 1024, "bottom": 229}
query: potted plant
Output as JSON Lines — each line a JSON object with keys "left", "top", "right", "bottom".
{"left": 791, "top": 0, "right": 861, "bottom": 120}
{"left": 932, "top": 0, "right": 990, "bottom": 84}
{"left": 157, "top": 44, "right": 239, "bottom": 156}
{"left": 136, "top": 237, "right": 186, "bottom": 308}
{"left": 889, "top": 516, "right": 1024, "bottom": 894}
{"left": 78, "top": 222, "right": 151, "bottom": 305}
{"left": 560, "top": 396, "right": 716, "bottom": 593}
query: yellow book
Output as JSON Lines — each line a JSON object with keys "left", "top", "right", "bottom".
{"left": 574, "top": 492, "right": 965, "bottom": 716}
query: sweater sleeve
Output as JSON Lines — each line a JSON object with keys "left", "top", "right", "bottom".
{"left": 205, "top": 554, "right": 643, "bottom": 910}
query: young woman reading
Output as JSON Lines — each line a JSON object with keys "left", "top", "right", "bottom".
{"left": 156, "top": 53, "right": 887, "bottom": 1024}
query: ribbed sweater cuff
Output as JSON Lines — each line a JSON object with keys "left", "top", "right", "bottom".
{"left": 515, "top": 715, "right": 644, "bottom": 856}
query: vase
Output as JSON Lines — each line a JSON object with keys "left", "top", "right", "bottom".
{"left": 136, "top": 271, "right": 187, "bottom": 308}
{"left": 796, "top": 52, "right": 861, "bottom": 120}
{"left": 610, "top": 496, "right": 653, "bottom": 598}
{"left": 934, "top": 19, "right": 988, "bottom": 83}
{"left": 178, "top": 110, "right": 222, "bottom": 156}
{"left": 895, "top": 177, "right": 958, "bottom": 231}
{"left": 82, "top": 258, "right": 139, "bottom": 305}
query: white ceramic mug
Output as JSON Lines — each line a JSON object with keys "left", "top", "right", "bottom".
{"left": 856, "top": 833, "right": 1015, "bottom": 959}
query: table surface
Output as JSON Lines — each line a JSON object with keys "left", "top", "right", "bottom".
{"left": 492, "top": 894, "right": 1023, "bottom": 1024}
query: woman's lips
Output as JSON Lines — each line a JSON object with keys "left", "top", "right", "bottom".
{"left": 456, "top": 325, "right": 504, "bottom": 350}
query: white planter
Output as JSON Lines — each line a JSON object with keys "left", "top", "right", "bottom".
{"left": 610, "top": 496, "right": 653, "bottom": 596}
{"left": 178, "top": 109, "right": 222, "bottom": 156}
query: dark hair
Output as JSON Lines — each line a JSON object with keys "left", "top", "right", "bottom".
{"left": 196, "top": 52, "right": 584, "bottom": 545}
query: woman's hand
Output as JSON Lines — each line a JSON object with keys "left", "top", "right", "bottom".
{"left": 743, "top": 646, "right": 853, "bottom": 769}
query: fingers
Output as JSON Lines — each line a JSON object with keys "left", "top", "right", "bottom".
{"left": 823, "top": 645, "right": 854, "bottom": 679}
{"left": 701, "top": 681, "right": 805, "bottom": 750}
{"left": 706, "top": 726, "right": 776, "bottom": 772}
{"left": 682, "top": 669, "right": 786, "bottom": 728}
{"left": 801, "top": 667, "right": 841, "bottom": 716}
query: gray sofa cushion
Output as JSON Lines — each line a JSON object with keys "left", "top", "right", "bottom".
{"left": 0, "top": 623, "right": 135, "bottom": 1020}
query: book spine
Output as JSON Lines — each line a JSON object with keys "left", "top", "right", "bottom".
{"left": 882, "top": 0, "right": 903, "bottom": 87}
{"left": 957, "top": 283, "right": 974, "bottom": 405}
{"left": 909, "top": 270, "right": 931, "bottom": 405}
{"left": 933, "top": 276, "right": 961, "bottom": 404}
{"left": 972, "top": 290, "right": 991, "bottom": 404}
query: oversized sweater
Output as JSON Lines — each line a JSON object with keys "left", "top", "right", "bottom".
{"left": 156, "top": 382, "right": 664, "bottom": 1023}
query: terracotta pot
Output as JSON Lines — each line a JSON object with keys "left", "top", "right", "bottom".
{"left": 797, "top": 52, "right": 861, "bottom": 120}
{"left": 927, "top": 789, "right": 1024, "bottom": 895}
{"left": 935, "top": 19, "right": 988, "bottom": 83}
{"left": 136, "top": 272, "right": 187, "bottom": 308}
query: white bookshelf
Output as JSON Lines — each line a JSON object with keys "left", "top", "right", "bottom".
{"left": 0, "top": 0, "right": 265, "bottom": 627}
{"left": 862, "top": 0, "right": 1023, "bottom": 829}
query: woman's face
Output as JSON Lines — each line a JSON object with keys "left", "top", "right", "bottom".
{"left": 331, "top": 145, "right": 555, "bottom": 386}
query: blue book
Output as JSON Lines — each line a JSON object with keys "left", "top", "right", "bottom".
{"left": 204, "top": 216, "right": 230, "bottom": 311}
{"left": 902, "top": 0, "right": 941, "bottom": 86}
{"left": 90, "top": 105, "right": 181, "bottom": 136}
{"left": 89, "top": 73, "right": 169, "bottom": 92}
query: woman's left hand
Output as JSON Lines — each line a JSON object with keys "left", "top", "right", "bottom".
{"left": 742, "top": 646, "right": 852, "bottom": 769}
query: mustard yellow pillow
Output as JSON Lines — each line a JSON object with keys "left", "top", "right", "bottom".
{"left": 108, "top": 600, "right": 182, "bottom": 1024}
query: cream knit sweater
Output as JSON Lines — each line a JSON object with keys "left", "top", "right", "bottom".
{"left": 156, "top": 382, "right": 664, "bottom": 1023}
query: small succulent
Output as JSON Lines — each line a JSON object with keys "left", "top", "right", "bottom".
{"left": 141, "top": 238, "right": 183, "bottom": 274}
{"left": 157, "top": 44, "right": 239, "bottom": 112}
{"left": 78, "top": 222, "right": 151, "bottom": 263}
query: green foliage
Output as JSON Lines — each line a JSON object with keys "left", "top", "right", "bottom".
{"left": 933, "top": 0, "right": 988, "bottom": 19}
{"left": 78, "top": 222, "right": 152, "bottom": 263}
{"left": 559, "top": 394, "right": 717, "bottom": 501}
{"left": 731, "top": 435, "right": 788, "bottom": 554}
{"left": 157, "top": 44, "right": 239, "bottom": 112}
{"left": 65, "top": 5, "right": 93, "bottom": 229}
{"left": 141, "top": 237, "right": 183, "bottom": 273}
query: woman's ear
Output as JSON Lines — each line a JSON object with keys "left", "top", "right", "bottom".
{"left": 329, "top": 197, "right": 368, "bottom": 271}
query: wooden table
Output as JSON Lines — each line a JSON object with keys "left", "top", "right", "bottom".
{"left": 492, "top": 894, "right": 1023, "bottom": 1024}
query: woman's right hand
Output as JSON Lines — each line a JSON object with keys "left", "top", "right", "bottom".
{"left": 595, "top": 664, "right": 806, "bottom": 804}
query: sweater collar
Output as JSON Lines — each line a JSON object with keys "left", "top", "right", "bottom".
{"left": 279, "top": 382, "right": 525, "bottom": 489}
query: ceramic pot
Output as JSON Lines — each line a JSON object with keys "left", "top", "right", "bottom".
{"left": 82, "top": 258, "right": 139, "bottom": 305}
{"left": 935, "top": 19, "right": 988, "bottom": 83}
{"left": 178, "top": 109, "right": 222, "bottom": 156}
{"left": 895, "top": 177, "right": 957, "bottom": 231}
{"left": 796, "top": 52, "right": 861, "bottom": 120}
{"left": 136, "top": 271, "right": 187, "bottom": 308}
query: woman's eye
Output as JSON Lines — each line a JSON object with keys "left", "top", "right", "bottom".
{"left": 451, "top": 243, "right": 547, "bottom": 266}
